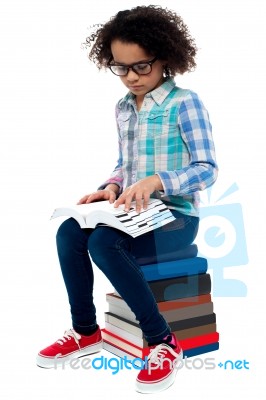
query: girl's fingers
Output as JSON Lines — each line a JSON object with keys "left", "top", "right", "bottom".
{"left": 78, "top": 190, "right": 116, "bottom": 205}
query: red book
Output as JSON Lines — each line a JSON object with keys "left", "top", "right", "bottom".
{"left": 179, "top": 332, "right": 219, "bottom": 350}
{"left": 102, "top": 328, "right": 150, "bottom": 359}
{"left": 101, "top": 328, "right": 219, "bottom": 359}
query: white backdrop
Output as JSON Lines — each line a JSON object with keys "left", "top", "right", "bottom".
{"left": 0, "top": 0, "right": 265, "bottom": 398}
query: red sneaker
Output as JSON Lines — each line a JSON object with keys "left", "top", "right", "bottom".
{"left": 36, "top": 327, "right": 102, "bottom": 368}
{"left": 135, "top": 333, "right": 183, "bottom": 393}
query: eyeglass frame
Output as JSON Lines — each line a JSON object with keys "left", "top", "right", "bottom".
{"left": 107, "top": 57, "right": 158, "bottom": 76}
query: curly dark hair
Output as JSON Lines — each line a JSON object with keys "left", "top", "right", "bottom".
{"left": 83, "top": 5, "right": 197, "bottom": 77}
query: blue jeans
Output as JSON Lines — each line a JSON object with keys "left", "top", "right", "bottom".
{"left": 56, "top": 210, "right": 199, "bottom": 344}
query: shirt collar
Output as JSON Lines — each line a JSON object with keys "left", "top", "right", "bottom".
{"left": 119, "top": 78, "right": 176, "bottom": 107}
{"left": 149, "top": 78, "right": 176, "bottom": 105}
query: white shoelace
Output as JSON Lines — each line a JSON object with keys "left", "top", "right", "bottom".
{"left": 148, "top": 343, "right": 182, "bottom": 366}
{"left": 56, "top": 329, "right": 81, "bottom": 348}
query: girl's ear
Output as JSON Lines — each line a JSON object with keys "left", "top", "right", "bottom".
{"left": 163, "top": 64, "right": 170, "bottom": 77}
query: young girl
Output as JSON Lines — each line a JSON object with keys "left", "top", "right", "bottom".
{"left": 37, "top": 5, "right": 218, "bottom": 394}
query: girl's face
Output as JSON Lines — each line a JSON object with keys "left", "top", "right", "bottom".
{"left": 110, "top": 40, "right": 165, "bottom": 101}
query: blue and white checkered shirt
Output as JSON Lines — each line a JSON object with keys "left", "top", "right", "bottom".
{"left": 99, "top": 78, "right": 218, "bottom": 216}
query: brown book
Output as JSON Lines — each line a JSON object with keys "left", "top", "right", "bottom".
{"left": 106, "top": 301, "right": 213, "bottom": 323}
{"left": 105, "top": 311, "right": 217, "bottom": 336}
{"left": 174, "top": 323, "right": 217, "bottom": 340}
{"left": 106, "top": 292, "right": 212, "bottom": 312}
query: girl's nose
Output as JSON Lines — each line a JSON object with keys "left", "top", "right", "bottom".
{"left": 126, "top": 68, "right": 139, "bottom": 81}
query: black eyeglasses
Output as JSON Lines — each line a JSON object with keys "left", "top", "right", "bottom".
{"left": 108, "top": 57, "right": 157, "bottom": 76}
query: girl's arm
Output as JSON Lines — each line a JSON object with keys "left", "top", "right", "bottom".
{"left": 97, "top": 150, "right": 124, "bottom": 193}
{"left": 157, "top": 91, "right": 218, "bottom": 196}
{"left": 97, "top": 104, "right": 124, "bottom": 193}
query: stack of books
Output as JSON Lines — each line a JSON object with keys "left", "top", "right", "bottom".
{"left": 102, "top": 244, "right": 219, "bottom": 360}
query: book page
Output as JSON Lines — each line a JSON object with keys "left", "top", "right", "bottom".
{"left": 51, "top": 199, "right": 175, "bottom": 237}
{"left": 112, "top": 199, "right": 175, "bottom": 237}
{"left": 50, "top": 201, "right": 116, "bottom": 228}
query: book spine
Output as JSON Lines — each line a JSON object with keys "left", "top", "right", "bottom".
{"left": 104, "top": 312, "right": 217, "bottom": 337}
{"left": 141, "top": 257, "right": 208, "bottom": 282}
{"left": 107, "top": 304, "right": 137, "bottom": 323}
{"left": 148, "top": 273, "right": 211, "bottom": 302}
{"left": 102, "top": 328, "right": 219, "bottom": 358}
{"left": 106, "top": 293, "right": 212, "bottom": 312}
{"left": 179, "top": 332, "right": 219, "bottom": 350}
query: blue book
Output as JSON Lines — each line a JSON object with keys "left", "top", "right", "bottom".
{"left": 137, "top": 244, "right": 198, "bottom": 265}
{"left": 141, "top": 257, "right": 207, "bottom": 282}
{"left": 183, "top": 342, "right": 219, "bottom": 358}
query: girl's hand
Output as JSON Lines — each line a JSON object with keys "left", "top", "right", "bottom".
{"left": 77, "top": 185, "right": 119, "bottom": 205}
{"left": 114, "top": 175, "right": 163, "bottom": 213}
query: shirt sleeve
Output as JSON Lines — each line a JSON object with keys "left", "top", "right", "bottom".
{"left": 97, "top": 148, "right": 124, "bottom": 192}
{"left": 97, "top": 105, "right": 124, "bottom": 192}
{"left": 156, "top": 91, "right": 218, "bottom": 196}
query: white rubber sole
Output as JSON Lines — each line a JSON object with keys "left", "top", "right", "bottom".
{"left": 135, "top": 351, "right": 183, "bottom": 394}
{"left": 135, "top": 368, "right": 177, "bottom": 394}
{"left": 36, "top": 340, "right": 103, "bottom": 369}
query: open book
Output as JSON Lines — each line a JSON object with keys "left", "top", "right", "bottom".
{"left": 50, "top": 198, "right": 175, "bottom": 238}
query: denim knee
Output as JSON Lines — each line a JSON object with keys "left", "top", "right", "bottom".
{"left": 88, "top": 227, "right": 130, "bottom": 269}
{"left": 56, "top": 218, "right": 85, "bottom": 250}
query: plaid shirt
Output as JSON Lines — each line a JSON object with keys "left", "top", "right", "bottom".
{"left": 99, "top": 78, "right": 218, "bottom": 216}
